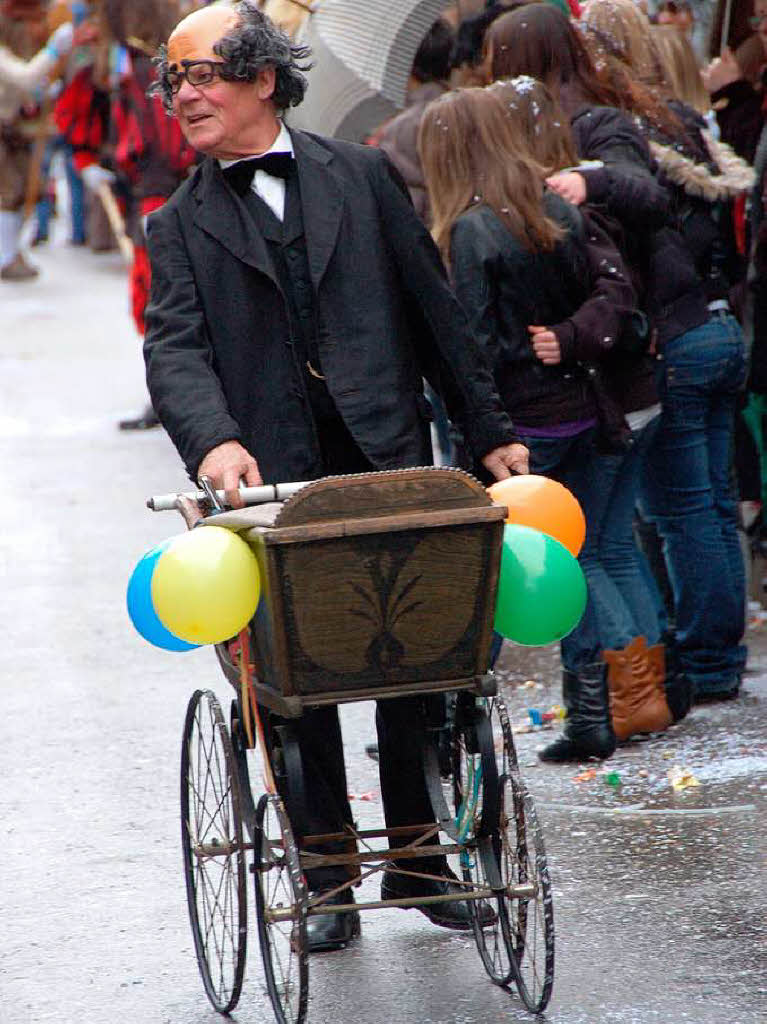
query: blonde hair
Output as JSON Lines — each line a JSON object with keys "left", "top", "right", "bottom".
{"left": 650, "top": 24, "right": 709, "bottom": 113}
{"left": 487, "top": 76, "right": 578, "bottom": 174}
{"left": 418, "top": 87, "right": 563, "bottom": 262}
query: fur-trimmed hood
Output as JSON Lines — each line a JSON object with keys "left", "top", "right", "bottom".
{"left": 649, "top": 132, "right": 755, "bottom": 202}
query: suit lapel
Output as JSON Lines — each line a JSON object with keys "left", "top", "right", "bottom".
{"left": 290, "top": 130, "right": 344, "bottom": 290}
{"left": 192, "top": 159, "right": 279, "bottom": 286}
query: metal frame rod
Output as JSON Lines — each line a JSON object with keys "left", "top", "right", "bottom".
{"left": 267, "top": 889, "right": 503, "bottom": 922}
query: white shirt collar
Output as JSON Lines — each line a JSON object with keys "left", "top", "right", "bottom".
{"left": 218, "top": 121, "right": 293, "bottom": 170}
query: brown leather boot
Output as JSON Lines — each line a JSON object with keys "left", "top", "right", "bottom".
{"left": 604, "top": 636, "right": 672, "bottom": 741}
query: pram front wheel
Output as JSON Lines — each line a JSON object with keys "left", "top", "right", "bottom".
{"left": 181, "top": 689, "right": 247, "bottom": 1014}
{"left": 254, "top": 792, "right": 309, "bottom": 1024}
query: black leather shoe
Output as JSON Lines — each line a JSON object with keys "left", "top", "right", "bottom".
{"left": 693, "top": 683, "right": 741, "bottom": 704}
{"left": 118, "top": 405, "right": 160, "bottom": 431}
{"left": 381, "top": 866, "right": 494, "bottom": 931}
{"left": 306, "top": 888, "right": 360, "bottom": 952}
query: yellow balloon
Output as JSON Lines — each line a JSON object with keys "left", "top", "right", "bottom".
{"left": 151, "top": 526, "right": 261, "bottom": 644}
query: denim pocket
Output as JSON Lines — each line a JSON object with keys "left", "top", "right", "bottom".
{"left": 662, "top": 318, "right": 746, "bottom": 393}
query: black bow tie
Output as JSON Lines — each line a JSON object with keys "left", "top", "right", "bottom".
{"left": 223, "top": 153, "right": 295, "bottom": 195}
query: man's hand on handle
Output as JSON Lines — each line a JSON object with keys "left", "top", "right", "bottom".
{"left": 197, "top": 441, "right": 262, "bottom": 509}
{"left": 481, "top": 443, "right": 530, "bottom": 480}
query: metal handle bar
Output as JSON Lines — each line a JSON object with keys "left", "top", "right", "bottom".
{"left": 147, "top": 480, "right": 310, "bottom": 512}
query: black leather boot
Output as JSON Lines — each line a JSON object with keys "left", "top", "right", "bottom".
{"left": 539, "top": 663, "right": 616, "bottom": 763}
{"left": 660, "top": 640, "right": 694, "bottom": 723}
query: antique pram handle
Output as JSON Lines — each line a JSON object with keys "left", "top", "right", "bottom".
{"left": 147, "top": 479, "right": 310, "bottom": 512}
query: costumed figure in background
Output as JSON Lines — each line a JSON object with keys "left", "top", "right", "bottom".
{"left": 0, "top": 0, "right": 77, "bottom": 280}
{"left": 102, "top": 0, "right": 198, "bottom": 430}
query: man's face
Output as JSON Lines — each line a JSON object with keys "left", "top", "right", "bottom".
{"left": 166, "top": 6, "right": 276, "bottom": 158}
{"left": 172, "top": 74, "right": 275, "bottom": 158}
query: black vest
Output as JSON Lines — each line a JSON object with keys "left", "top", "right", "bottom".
{"left": 241, "top": 172, "right": 371, "bottom": 475}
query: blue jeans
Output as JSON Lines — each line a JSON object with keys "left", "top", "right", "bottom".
{"left": 640, "top": 313, "right": 748, "bottom": 694}
{"left": 515, "top": 428, "right": 606, "bottom": 673}
{"left": 579, "top": 416, "right": 664, "bottom": 652}
{"left": 36, "top": 138, "right": 85, "bottom": 244}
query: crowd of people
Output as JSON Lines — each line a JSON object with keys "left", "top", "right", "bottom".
{"left": 3, "top": 3, "right": 765, "bottom": 779}
{"left": 369, "top": 0, "right": 766, "bottom": 766}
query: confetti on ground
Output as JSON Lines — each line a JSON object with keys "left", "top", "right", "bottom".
{"left": 669, "top": 766, "right": 700, "bottom": 791}
{"left": 573, "top": 768, "right": 598, "bottom": 783}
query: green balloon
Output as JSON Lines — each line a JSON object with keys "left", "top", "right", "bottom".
{"left": 494, "top": 523, "right": 587, "bottom": 646}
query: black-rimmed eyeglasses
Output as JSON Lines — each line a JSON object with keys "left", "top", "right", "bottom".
{"left": 164, "top": 60, "right": 230, "bottom": 95}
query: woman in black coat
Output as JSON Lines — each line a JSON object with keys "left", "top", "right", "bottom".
{"left": 487, "top": 75, "right": 674, "bottom": 757}
{"left": 419, "top": 84, "right": 648, "bottom": 763}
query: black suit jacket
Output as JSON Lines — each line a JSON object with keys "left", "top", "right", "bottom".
{"left": 143, "top": 128, "right": 515, "bottom": 482}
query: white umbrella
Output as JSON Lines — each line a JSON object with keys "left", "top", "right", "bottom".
{"left": 288, "top": 0, "right": 452, "bottom": 141}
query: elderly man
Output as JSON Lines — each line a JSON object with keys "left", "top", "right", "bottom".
{"left": 144, "top": 1, "right": 527, "bottom": 951}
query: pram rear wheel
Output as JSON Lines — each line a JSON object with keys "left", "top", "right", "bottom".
{"left": 254, "top": 793, "right": 309, "bottom": 1024}
{"left": 452, "top": 696, "right": 554, "bottom": 1013}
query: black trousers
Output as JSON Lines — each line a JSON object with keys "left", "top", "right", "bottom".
{"left": 269, "top": 697, "right": 442, "bottom": 889}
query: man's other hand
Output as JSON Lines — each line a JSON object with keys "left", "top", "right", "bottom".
{"left": 197, "top": 441, "right": 262, "bottom": 509}
{"left": 481, "top": 443, "right": 530, "bottom": 480}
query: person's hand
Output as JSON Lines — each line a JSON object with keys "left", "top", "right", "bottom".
{"left": 73, "top": 20, "right": 100, "bottom": 47}
{"left": 80, "top": 163, "right": 116, "bottom": 191}
{"left": 45, "top": 21, "right": 74, "bottom": 59}
{"left": 197, "top": 440, "right": 262, "bottom": 509}
{"left": 701, "top": 48, "right": 742, "bottom": 92}
{"left": 481, "top": 443, "right": 530, "bottom": 480}
{"left": 545, "top": 171, "right": 587, "bottom": 206}
{"left": 529, "top": 324, "right": 562, "bottom": 365}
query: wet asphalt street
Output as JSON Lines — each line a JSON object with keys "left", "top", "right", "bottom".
{"left": 2, "top": 241, "right": 766, "bottom": 1024}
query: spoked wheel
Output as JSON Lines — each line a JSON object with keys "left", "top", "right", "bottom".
{"left": 181, "top": 689, "right": 247, "bottom": 1014}
{"left": 254, "top": 793, "right": 309, "bottom": 1024}
{"left": 500, "top": 765, "right": 555, "bottom": 1014}
{"left": 453, "top": 696, "right": 555, "bottom": 1013}
{"left": 452, "top": 695, "right": 513, "bottom": 986}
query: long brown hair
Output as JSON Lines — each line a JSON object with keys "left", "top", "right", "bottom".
{"left": 418, "top": 86, "right": 563, "bottom": 263}
{"left": 485, "top": 4, "right": 623, "bottom": 114}
{"left": 487, "top": 76, "right": 578, "bottom": 174}
{"left": 579, "top": 0, "right": 684, "bottom": 136}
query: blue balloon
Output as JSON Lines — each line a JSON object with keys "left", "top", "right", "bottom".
{"left": 127, "top": 540, "right": 200, "bottom": 652}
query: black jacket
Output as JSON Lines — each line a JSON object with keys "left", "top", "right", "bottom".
{"left": 144, "top": 129, "right": 516, "bottom": 482}
{"left": 570, "top": 104, "right": 710, "bottom": 348}
{"left": 449, "top": 192, "right": 635, "bottom": 435}
{"left": 642, "top": 102, "right": 752, "bottom": 306}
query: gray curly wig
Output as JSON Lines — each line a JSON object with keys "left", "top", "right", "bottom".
{"left": 152, "top": 1, "right": 313, "bottom": 113}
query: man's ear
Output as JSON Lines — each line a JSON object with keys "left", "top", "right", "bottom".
{"left": 255, "top": 66, "right": 276, "bottom": 100}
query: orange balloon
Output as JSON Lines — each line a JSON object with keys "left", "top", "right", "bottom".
{"left": 487, "top": 475, "right": 586, "bottom": 556}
